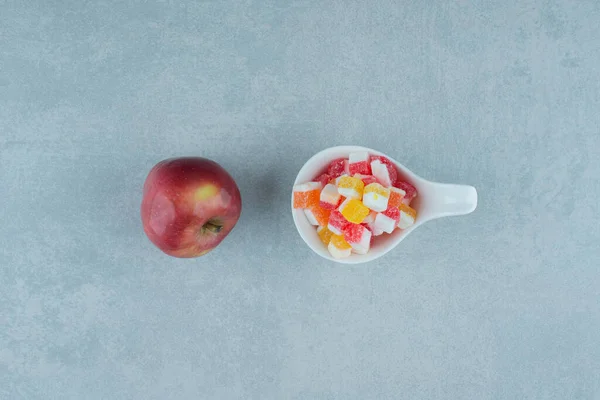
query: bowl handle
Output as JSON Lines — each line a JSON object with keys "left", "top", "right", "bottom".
{"left": 424, "top": 183, "right": 478, "bottom": 219}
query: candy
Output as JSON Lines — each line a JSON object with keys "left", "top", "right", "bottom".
{"left": 317, "top": 226, "right": 334, "bottom": 245}
{"left": 327, "top": 234, "right": 352, "bottom": 258}
{"left": 293, "top": 182, "right": 322, "bottom": 209}
{"left": 304, "top": 204, "right": 331, "bottom": 226}
{"left": 319, "top": 183, "right": 342, "bottom": 210}
{"left": 348, "top": 151, "right": 371, "bottom": 175}
{"left": 371, "top": 159, "right": 394, "bottom": 187}
{"left": 394, "top": 180, "right": 417, "bottom": 204}
{"left": 327, "top": 158, "right": 347, "bottom": 179}
{"left": 354, "top": 174, "right": 378, "bottom": 186}
{"left": 362, "top": 210, "right": 377, "bottom": 224}
{"left": 343, "top": 224, "right": 372, "bottom": 254}
{"left": 362, "top": 183, "right": 390, "bottom": 212}
{"left": 337, "top": 175, "right": 364, "bottom": 200}
{"left": 338, "top": 198, "right": 370, "bottom": 224}
{"left": 398, "top": 203, "right": 417, "bottom": 229}
{"left": 363, "top": 221, "right": 384, "bottom": 236}
{"left": 344, "top": 159, "right": 350, "bottom": 175}
{"left": 328, "top": 234, "right": 352, "bottom": 259}
{"left": 373, "top": 206, "right": 400, "bottom": 234}
{"left": 297, "top": 152, "right": 421, "bottom": 259}
{"left": 315, "top": 173, "right": 331, "bottom": 187}
{"left": 327, "top": 209, "right": 350, "bottom": 235}
{"left": 371, "top": 156, "right": 398, "bottom": 186}
{"left": 303, "top": 208, "right": 319, "bottom": 225}
{"left": 388, "top": 187, "right": 405, "bottom": 209}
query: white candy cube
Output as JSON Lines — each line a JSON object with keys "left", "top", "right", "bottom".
{"left": 349, "top": 151, "right": 369, "bottom": 164}
{"left": 365, "top": 222, "right": 384, "bottom": 236}
{"left": 371, "top": 159, "right": 393, "bottom": 187}
{"left": 337, "top": 186, "right": 361, "bottom": 200}
{"left": 293, "top": 181, "right": 323, "bottom": 192}
{"left": 362, "top": 191, "right": 389, "bottom": 212}
{"left": 320, "top": 183, "right": 341, "bottom": 207}
{"left": 374, "top": 212, "right": 396, "bottom": 234}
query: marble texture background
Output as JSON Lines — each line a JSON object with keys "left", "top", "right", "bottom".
{"left": 1, "top": 1, "right": 599, "bottom": 399}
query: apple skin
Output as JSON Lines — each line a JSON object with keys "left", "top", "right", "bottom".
{"left": 141, "top": 157, "right": 242, "bottom": 258}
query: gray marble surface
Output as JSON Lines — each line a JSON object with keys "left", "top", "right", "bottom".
{"left": 1, "top": 1, "right": 599, "bottom": 399}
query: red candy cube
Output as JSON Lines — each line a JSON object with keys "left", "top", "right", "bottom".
{"left": 348, "top": 151, "right": 371, "bottom": 175}
{"left": 394, "top": 180, "right": 417, "bottom": 203}
{"left": 355, "top": 174, "right": 377, "bottom": 186}
{"left": 327, "top": 209, "right": 350, "bottom": 235}
{"left": 327, "top": 158, "right": 347, "bottom": 179}
{"left": 315, "top": 173, "right": 331, "bottom": 187}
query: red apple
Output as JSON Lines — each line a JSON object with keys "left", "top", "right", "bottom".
{"left": 141, "top": 157, "right": 242, "bottom": 258}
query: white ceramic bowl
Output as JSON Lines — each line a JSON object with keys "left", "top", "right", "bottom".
{"left": 291, "top": 145, "right": 478, "bottom": 264}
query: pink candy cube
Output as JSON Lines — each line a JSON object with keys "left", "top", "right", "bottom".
{"left": 348, "top": 151, "right": 371, "bottom": 175}
{"left": 342, "top": 223, "right": 372, "bottom": 254}
{"left": 327, "top": 209, "right": 350, "bottom": 235}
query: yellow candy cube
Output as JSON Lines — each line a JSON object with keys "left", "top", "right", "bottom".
{"left": 328, "top": 234, "right": 352, "bottom": 259}
{"left": 338, "top": 198, "right": 370, "bottom": 224}
{"left": 362, "top": 183, "right": 390, "bottom": 212}
{"left": 336, "top": 175, "right": 364, "bottom": 200}
{"left": 317, "top": 226, "right": 334, "bottom": 245}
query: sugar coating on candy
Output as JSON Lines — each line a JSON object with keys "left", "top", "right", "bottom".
{"left": 342, "top": 223, "right": 364, "bottom": 243}
{"left": 388, "top": 187, "right": 406, "bottom": 209}
{"left": 293, "top": 182, "right": 322, "bottom": 209}
{"left": 371, "top": 156, "right": 398, "bottom": 185}
{"left": 345, "top": 225, "right": 372, "bottom": 254}
{"left": 308, "top": 204, "right": 331, "bottom": 226}
{"left": 317, "top": 226, "right": 334, "bottom": 245}
{"left": 382, "top": 206, "right": 400, "bottom": 223}
{"left": 304, "top": 204, "right": 331, "bottom": 227}
{"left": 362, "top": 183, "right": 390, "bottom": 212}
{"left": 315, "top": 173, "right": 331, "bottom": 187}
{"left": 328, "top": 209, "right": 350, "bottom": 235}
{"left": 328, "top": 234, "right": 352, "bottom": 259}
{"left": 320, "top": 183, "right": 342, "bottom": 210}
{"left": 337, "top": 176, "right": 364, "bottom": 200}
{"left": 374, "top": 211, "right": 397, "bottom": 234}
{"left": 327, "top": 158, "right": 347, "bottom": 179}
{"left": 355, "top": 174, "right": 377, "bottom": 186}
{"left": 338, "top": 198, "right": 370, "bottom": 224}
{"left": 398, "top": 203, "right": 417, "bottom": 229}
{"left": 394, "top": 180, "right": 417, "bottom": 203}
{"left": 335, "top": 174, "right": 349, "bottom": 185}
{"left": 348, "top": 151, "right": 371, "bottom": 175}
{"left": 342, "top": 223, "right": 372, "bottom": 254}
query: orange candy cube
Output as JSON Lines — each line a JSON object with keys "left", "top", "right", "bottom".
{"left": 388, "top": 187, "right": 406, "bottom": 209}
{"left": 293, "top": 182, "right": 322, "bottom": 209}
{"left": 304, "top": 204, "right": 331, "bottom": 226}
